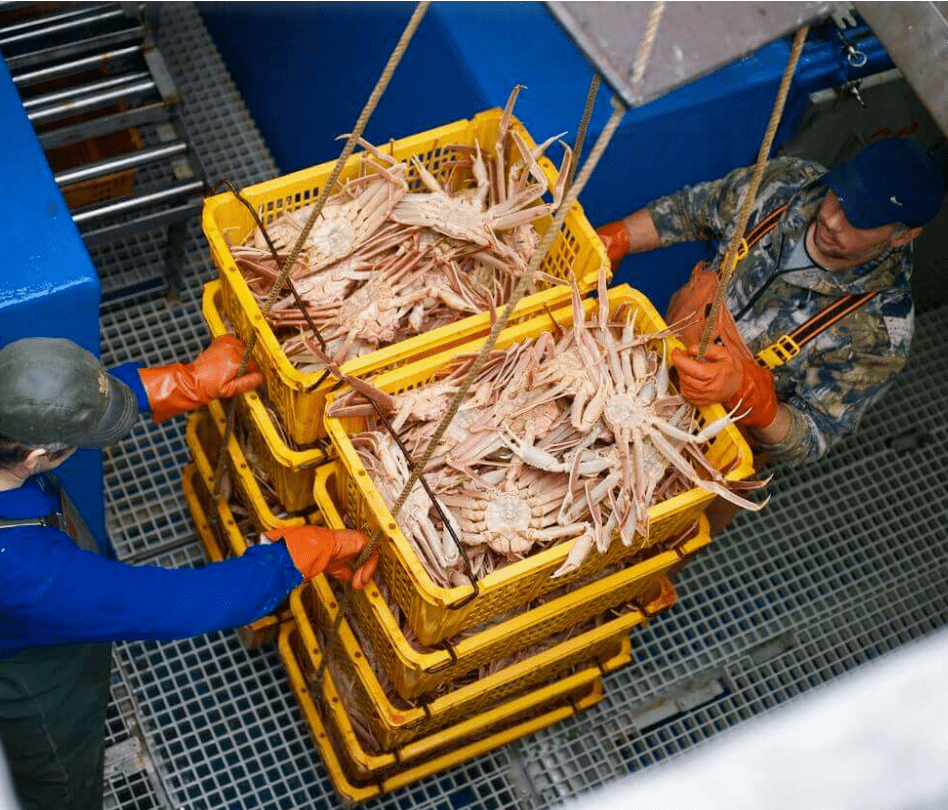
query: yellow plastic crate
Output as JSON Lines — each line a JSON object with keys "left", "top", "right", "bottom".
{"left": 315, "top": 462, "right": 701, "bottom": 701}
{"left": 285, "top": 617, "right": 607, "bottom": 780}
{"left": 189, "top": 400, "right": 314, "bottom": 532}
{"left": 278, "top": 622, "right": 602, "bottom": 804}
{"left": 202, "top": 107, "right": 609, "bottom": 445}
{"left": 202, "top": 279, "right": 332, "bottom": 512}
{"left": 323, "top": 284, "right": 755, "bottom": 646}
{"left": 290, "top": 573, "right": 669, "bottom": 750}
{"left": 181, "top": 463, "right": 290, "bottom": 649}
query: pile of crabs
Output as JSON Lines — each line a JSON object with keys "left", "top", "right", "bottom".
{"left": 329, "top": 269, "right": 766, "bottom": 587}
{"left": 229, "top": 87, "right": 571, "bottom": 371}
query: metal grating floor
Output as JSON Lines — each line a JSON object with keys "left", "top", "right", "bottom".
{"left": 94, "top": 5, "right": 948, "bottom": 808}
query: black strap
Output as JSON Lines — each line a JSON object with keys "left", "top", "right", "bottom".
{"left": 743, "top": 203, "right": 787, "bottom": 249}
{"left": 0, "top": 476, "right": 68, "bottom": 533}
{"left": 789, "top": 291, "right": 879, "bottom": 348}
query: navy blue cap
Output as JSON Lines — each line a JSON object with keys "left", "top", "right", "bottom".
{"left": 824, "top": 138, "right": 944, "bottom": 229}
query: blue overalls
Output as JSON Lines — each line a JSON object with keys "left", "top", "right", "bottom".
{"left": 0, "top": 477, "right": 112, "bottom": 810}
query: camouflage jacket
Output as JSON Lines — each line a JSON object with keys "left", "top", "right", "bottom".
{"left": 648, "top": 157, "right": 914, "bottom": 465}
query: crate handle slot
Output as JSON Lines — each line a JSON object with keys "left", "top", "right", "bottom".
{"left": 447, "top": 583, "right": 479, "bottom": 610}
{"left": 403, "top": 700, "right": 433, "bottom": 728}
{"left": 633, "top": 577, "right": 676, "bottom": 618}
{"left": 424, "top": 639, "right": 459, "bottom": 674}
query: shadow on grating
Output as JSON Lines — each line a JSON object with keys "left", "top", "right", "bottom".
{"left": 104, "top": 649, "right": 171, "bottom": 810}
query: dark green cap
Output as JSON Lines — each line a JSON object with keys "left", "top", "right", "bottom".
{"left": 0, "top": 338, "right": 138, "bottom": 448}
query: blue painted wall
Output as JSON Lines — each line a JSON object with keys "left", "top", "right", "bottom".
{"left": 200, "top": 2, "right": 891, "bottom": 312}
{"left": 199, "top": 3, "right": 483, "bottom": 168}
{"left": 0, "top": 59, "right": 109, "bottom": 553}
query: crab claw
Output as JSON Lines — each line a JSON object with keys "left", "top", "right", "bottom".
{"left": 552, "top": 527, "right": 595, "bottom": 578}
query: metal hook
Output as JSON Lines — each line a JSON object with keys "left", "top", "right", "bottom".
{"left": 835, "top": 28, "right": 867, "bottom": 69}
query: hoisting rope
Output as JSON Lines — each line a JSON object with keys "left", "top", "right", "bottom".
{"left": 696, "top": 25, "right": 809, "bottom": 360}
{"left": 567, "top": 73, "right": 601, "bottom": 190}
{"left": 312, "top": 0, "right": 666, "bottom": 689}
{"left": 209, "top": 1, "right": 430, "bottom": 499}
{"left": 355, "top": 0, "right": 667, "bottom": 593}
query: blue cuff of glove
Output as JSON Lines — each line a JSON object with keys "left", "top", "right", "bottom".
{"left": 109, "top": 362, "right": 151, "bottom": 413}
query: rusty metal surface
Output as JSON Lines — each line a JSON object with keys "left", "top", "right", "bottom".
{"left": 854, "top": 1, "right": 948, "bottom": 138}
{"left": 546, "top": 1, "right": 834, "bottom": 107}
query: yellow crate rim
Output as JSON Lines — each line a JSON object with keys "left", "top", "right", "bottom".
{"left": 195, "top": 400, "right": 312, "bottom": 534}
{"left": 202, "top": 280, "right": 331, "bottom": 470}
{"left": 291, "top": 618, "right": 606, "bottom": 776}
{"left": 323, "top": 283, "right": 755, "bottom": 605}
{"left": 314, "top": 461, "right": 699, "bottom": 693}
{"left": 290, "top": 573, "right": 658, "bottom": 742}
{"left": 201, "top": 107, "right": 609, "bottom": 389}
{"left": 278, "top": 621, "right": 602, "bottom": 803}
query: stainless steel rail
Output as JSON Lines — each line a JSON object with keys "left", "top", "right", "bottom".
{"left": 11, "top": 44, "right": 143, "bottom": 88}
{"left": 55, "top": 142, "right": 189, "bottom": 186}
{"left": 26, "top": 78, "right": 156, "bottom": 124}
{"left": 0, "top": 3, "right": 118, "bottom": 37}
{"left": 3, "top": 25, "right": 144, "bottom": 71}
{"left": 0, "top": 7, "right": 126, "bottom": 47}
{"left": 22, "top": 69, "right": 150, "bottom": 108}
{"left": 1, "top": 3, "right": 205, "bottom": 298}
{"left": 71, "top": 179, "right": 205, "bottom": 223}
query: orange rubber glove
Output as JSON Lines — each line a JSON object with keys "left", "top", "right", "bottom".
{"left": 672, "top": 305, "right": 779, "bottom": 431}
{"left": 596, "top": 220, "right": 631, "bottom": 266}
{"left": 665, "top": 262, "right": 720, "bottom": 347}
{"left": 138, "top": 335, "right": 265, "bottom": 422}
{"left": 263, "top": 526, "right": 379, "bottom": 589}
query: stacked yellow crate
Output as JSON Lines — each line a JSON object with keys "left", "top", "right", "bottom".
{"left": 184, "top": 107, "right": 608, "bottom": 657}
{"left": 201, "top": 281, "right": 332, "bottom": 513}
{"left": 200, "top": 108, "right": 607, "bottom": 446}
{"left": 188, "top": 108, "right": 753, "bottom": 802}
{"left": 182, "top": 396, "right": 316, "bottom": 648}
{"left": 301, "top": 285, "right": 744, "bottom": 801}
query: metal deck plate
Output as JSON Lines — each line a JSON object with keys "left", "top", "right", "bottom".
{"left": 92, "top": 5, "right": 948, "bottom": 809}
{"left": 853, "top": 2, "right": 948, "bottom": 138}
{"left": 545, "top": 2, "right": 833, "bottom": 107}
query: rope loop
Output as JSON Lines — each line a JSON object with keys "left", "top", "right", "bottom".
{"left": 381, "top": 0, "right": 666, "bottom": 576}
{"left": 208, "top": 2, "right": 430, "bottom": 500}
{"left": 697, "top": 25, "right": 809, "bottom": 359}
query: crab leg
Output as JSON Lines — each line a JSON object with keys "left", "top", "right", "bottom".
{"left": 552, "top": 527, "right": 596, "bottom": 578}
{"left": 495, "top": 84, "right": 526, "bottom": 205}
{"left": 650, "top": 431, "right": 768, "bottom": 512}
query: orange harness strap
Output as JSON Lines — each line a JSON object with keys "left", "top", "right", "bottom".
{"left": 735, "top": 205, "right": 879, "bottom": 369}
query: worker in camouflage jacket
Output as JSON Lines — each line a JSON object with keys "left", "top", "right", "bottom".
{"left": 597, "top": 138, "right": 944, "bottom": 466}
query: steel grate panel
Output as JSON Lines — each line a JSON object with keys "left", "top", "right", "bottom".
{"left": 119, "top": 633, "right": 525, "bottom": 810}
{"left": 106, "top": 621, "right": 175, "bottom": 810}
{"left": 103, "top": 681, "right": 163, "bottom": 810}
{"left": 521, "top": 558, "right": 948, "bottom": 805}
{"left": 97, "top": 2, "right": 278, "bottom": 559}
{"left": 99, "top": 236, "right": 221, "bottom": 560}
{"left": 616, "top": 427, "right": 948, "bottom": 694}
{"left": 92, "top": 230, "right": 178, "bottom": 306}
{"left": 89, "top": 4, "right": 948, "bottom": 809}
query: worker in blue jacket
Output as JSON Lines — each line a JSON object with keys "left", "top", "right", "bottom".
{"left": 0, "top": 335, "right": 378, "bottom": 810}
